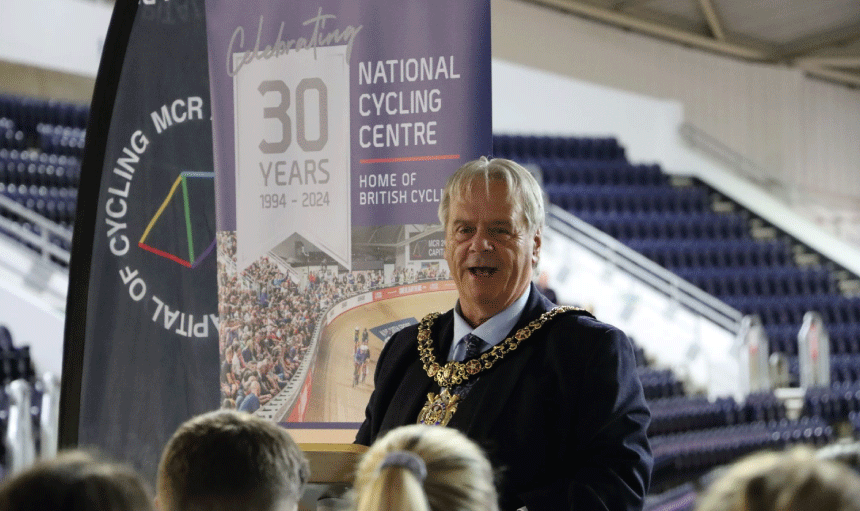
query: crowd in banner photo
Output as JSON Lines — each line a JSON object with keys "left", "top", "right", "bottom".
{"left": 216, "top": 232, "right": 449, "bottom": 414}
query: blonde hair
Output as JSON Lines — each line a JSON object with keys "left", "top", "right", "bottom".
{"left": 695, "top": 447, "right": 860, "bottom": 511}
{"left": 352, "top": 425, "right": 498, "bottom": 511}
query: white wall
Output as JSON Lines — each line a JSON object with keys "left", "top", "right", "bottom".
{"left": 0, "top": 0, "right": 111, "bottom": 79}
{"left": 493, "top": 59, "right": 682, "bottom": 166}
{"left": 492, "top": 0, "right": 860, "bottom": 213}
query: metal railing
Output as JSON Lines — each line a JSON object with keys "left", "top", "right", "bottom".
{"left": 678, "top": 123, "right": 788, "bottom": 198}
{"left": 0, "top": 194, "right": 72, "bottom": 267}
{"left": 548, "top": 204, "right": 744, "bottom": 333}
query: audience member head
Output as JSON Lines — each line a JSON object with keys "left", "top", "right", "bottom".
{"left": 352, "top": 424, "right": 498, "bottom": 511}
{"left": 0, "top": 449, "right": 153, "bottom": 511}
{"left": 157, "top": 410, "right": 309, "bottom": 511}
{"left": 695, "top": 447, "right": 860, "bottom": 511}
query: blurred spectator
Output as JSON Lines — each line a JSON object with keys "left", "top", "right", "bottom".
{"left": 536, "top": 270, "right": 557, "bottom": 303}
{"left": 352, "top": 424, "right": 498, "bottom": 511}
{"left": 157, "top": 410, "right": 309, "bottom": 511}
{"left": 695, "top": 447, "right": 860, "bottom": 511}
{"left": 0, "top": 450, "right": 153, "bottom": 511}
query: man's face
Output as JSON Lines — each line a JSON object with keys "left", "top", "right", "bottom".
{"left": 444, "top": 179, "right": 541, "bottom": 327}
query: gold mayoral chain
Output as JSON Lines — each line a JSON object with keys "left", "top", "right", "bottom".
{"left": 417, "top": 306, "right": 585, "bottom": 426}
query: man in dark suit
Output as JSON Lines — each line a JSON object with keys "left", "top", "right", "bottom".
{"left": 356, "top": 157, "right": 652, "bottom": 510}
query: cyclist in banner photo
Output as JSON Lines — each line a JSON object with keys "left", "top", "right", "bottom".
{"left": 356, "top": 157, "right": 652, "bottom": 511}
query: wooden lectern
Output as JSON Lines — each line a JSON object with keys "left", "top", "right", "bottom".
{"left": 301, "top": 443, "right": 368, "bottom": 483}
{"left": 299, "top": 443, "right": 368, "bottom": 511}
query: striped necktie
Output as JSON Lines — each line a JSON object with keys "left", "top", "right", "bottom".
{"left": 453, "top": 333, "right": 486, "bottom": 362}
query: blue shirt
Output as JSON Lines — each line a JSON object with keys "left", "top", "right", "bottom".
{"left": 448, "top": 287, "right": 531, "bottom": 362}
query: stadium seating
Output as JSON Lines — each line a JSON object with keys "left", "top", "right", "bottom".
{"left": 493, "top": 134, "right": 626, "bottom": 161}
{"left": 649, "top": 416, "right": 833, "bottom": 492}
{"left": 639, "top": 367, "right": 685, "bottom": 400}
{"left": 492, "top": 133, "right": 860, "bottom": 497}
{"left": 0, "top": 94, "right": 87, "bottom": 263}
{"left": 493, "top": 134, "right": 859, "bottom": 388}
{"left": 625, "top": 239, "right": 794, "bottom": 269}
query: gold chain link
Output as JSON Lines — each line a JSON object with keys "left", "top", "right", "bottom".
{"left": 417, "top": 306, "right": 586, "bottom": 388}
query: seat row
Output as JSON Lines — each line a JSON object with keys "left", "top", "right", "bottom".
{"left": 493, "top": 134, "right": 626, "bottom": 161}
{"left": 1, "top": 184, "right": 77, "bottom": 224}
{"left": 804, "top": 383, "right": 860, "bottom": 422}
{"left": 777, "top": 354, "right": 860, "bottom": 385}
{"left": 648, "top": 396, "right": 738, "bottom": 436}
{"left": 674, "top": 266, "right": 836, "bottom": 298}
{"left": 639, "top": 368, "right": 685, "bottom": 400}
{"left": 39, "top": 132, "right": 86, "bottom": 158}
{"left": 539, "top": 160, "right": 666, "bottom": 187}
{"left": 0, "top": 94, "right": 89, "bottom": 131}
{"left": 0, "top": 148, "right": 81, "bottom": 171}
{"left": 739, "top": 391, "right": 789, "bottom": 423}
{"left": 625, "top": 239, "right": 794, "bottom": 269}
{"left": 849, "top": 411, "right": 860, "bottom": 437}
{"left": 765, "top": 324, "right": 860, "bottom": 356}
{"left": 723, "top": 295, "right": 860, "bottom": 326}
{"left": 1, "top": 128, "right": 27, "bottom": 151}
{"left": 650, "top": 417, "right": 833, "bottom": 490}
{"left": 547, "top": 185, "right": 711, "bottom": 214}
{"left": 0, "top": 183, "right": 77, "bottom": 202}
{"left": 648, "top": 390, "right": 849, "bottom": 441}
{"left": 1, "top": 160, "right": 81, "bottom": 189}
{"left": 830, "top": 355, "right": 860, "bottom": 384}
{"left": 35, "top": 123, "right": 85, "bottom": 140}
{"left": 576, "top": 211, "right": 749, "bottom": 241}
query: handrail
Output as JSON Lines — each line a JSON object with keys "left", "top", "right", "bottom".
{"left": 0, "top": 194, "right": 72, "bottom": 267}
{"left": 548, "top": 204, "right": 743, "bottom": 333}
{"left": 678, "top": 123, "right": 786, "bottom": 195}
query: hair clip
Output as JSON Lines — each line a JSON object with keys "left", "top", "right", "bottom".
{"left": 379, "top": 450, "right": 427, "bottom": 483}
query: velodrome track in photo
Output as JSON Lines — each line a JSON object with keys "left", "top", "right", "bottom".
{"left": 304, "top": 288, "right": 458, "bottom": 424}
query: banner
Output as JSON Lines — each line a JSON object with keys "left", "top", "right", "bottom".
{"left": 61, "top": 0, "right": 219, "bottom": 479}
{"left": 205, "top": 0, "right": 490, "bottom": 436}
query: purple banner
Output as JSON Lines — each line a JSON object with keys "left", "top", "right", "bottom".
{"left": 204, "top": 0, "right": 490, "bottom": 434}
{"left": 205, "top": 1, "right": 491, "bottom": 231}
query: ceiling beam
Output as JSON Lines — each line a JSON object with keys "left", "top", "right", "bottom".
{"left": 774, "top": 23, "right": 860, "bottom": 62}
{"left": 797, "top": 56, "right": 860, "bottom": 69}
{"left": 611, "top": 0, "right": 653, "bottom": 11}
{"left": 697, "top": 0, "right": 725, "bottom": 41}
{"left": 799, "top": 63, "right": 860, "bottom": 88}
{"left": 525, "top": 0, "right": 769, "bottom": 60}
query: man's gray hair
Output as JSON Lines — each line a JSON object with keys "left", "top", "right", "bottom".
{"left": 438, "top": 157, "right": 545, "bottom": 235}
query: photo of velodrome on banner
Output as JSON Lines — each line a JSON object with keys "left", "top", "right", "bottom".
{"left": 205, "top": 0, "right": 490, "bottom": 441}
